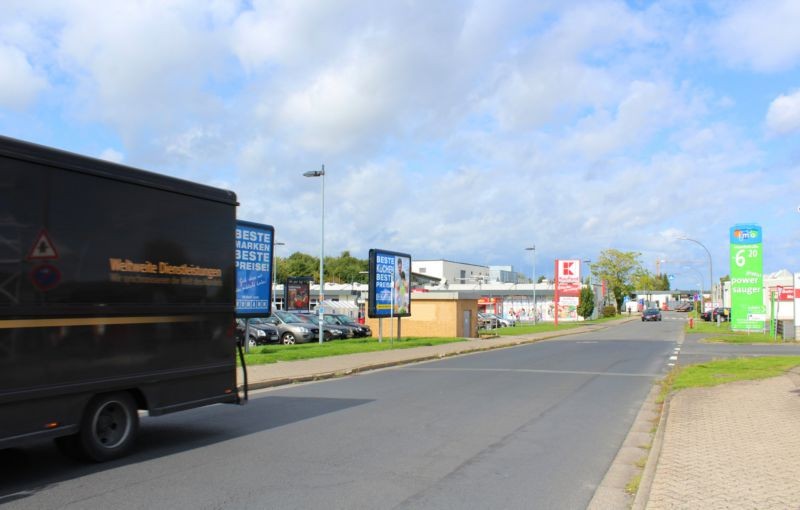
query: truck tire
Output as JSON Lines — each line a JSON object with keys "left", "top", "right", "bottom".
{"left": 78, "top": 392, "right": 139, "bottom": 462}
{"left": 282, "top": 333, "right": 296, "bottom": 345}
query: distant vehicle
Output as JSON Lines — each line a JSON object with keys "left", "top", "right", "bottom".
{"left": 642, "top": 308, "right": 662, "bottom": 322}
{"left": 331, "top": 314, "right": 372, "bottom": 337}
{"left": 675, "top": 302, "right": 694, "bottom": 312}
{"left": 236, "top": 318, "right": 280, "bottom": 346}
{"left": 263, "top": 311, "right": 320, "bottom": 344}
{"left": 700, "top": 309, "right": 713, "bottom": 321}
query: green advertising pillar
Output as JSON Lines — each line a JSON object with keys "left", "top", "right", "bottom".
{"left": 729, "top": 224, "right": 764, "bottom": 331}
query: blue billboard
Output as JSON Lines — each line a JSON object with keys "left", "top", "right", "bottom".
{"left": 368, "top": 249, "right": 412, "bottom": 318}
{"left": 235, "top": 221, "right": 274, "bottom": 317}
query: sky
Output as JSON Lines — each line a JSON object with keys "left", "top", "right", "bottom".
{"left": 2, "top": 0, "right": 800, "bottom": 290}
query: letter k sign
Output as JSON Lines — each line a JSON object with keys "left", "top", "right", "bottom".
{"left": 562, "top": 261, "right": 575, "bottom": 276}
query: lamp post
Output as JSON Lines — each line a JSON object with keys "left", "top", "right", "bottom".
{"left": 678, "top": 237, "right": 713, "bottom": 305}
{"left": 273, "top": 241, "right": 285, "bottom": 310}
{"left": 303, "top": 165, "right": 325, "bottom": 344}
{"left": 525, "top": 246, "right": 536, "bottom": 324}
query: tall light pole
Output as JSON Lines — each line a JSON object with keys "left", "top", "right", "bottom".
{"left": 273, "top": 241, "right": 285, "bottom": 310}
{"left": 678, "top": 237, "right": 713, "bottom": 305}
{"left": 303, "top": 165, "right": 325, "bottom": 344}
{"left": 525, "top": 246, "right": 536, "bottom": 324}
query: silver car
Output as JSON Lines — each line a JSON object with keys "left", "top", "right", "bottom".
{"left": 263, "top": 311, "right": 320, "bottom": 344}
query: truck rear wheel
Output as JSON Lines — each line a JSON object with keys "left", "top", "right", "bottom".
{"left": 78, "top": 392, "right": 139, "bottom": 462}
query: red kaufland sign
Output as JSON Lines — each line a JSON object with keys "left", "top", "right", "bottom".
{"left": 554, "top": 259, "right": 581, "bottom": 325}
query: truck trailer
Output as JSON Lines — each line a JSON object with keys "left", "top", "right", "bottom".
{"left": 0, "top": 135, "right": 242, "bottom": 461}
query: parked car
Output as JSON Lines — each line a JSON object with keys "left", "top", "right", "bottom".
{"left": 642, "top": 308, "right": 662, "bottom": 322}
{"left": 700, "top": 309, "right": 713, "bottom": 321}
{"left": 263, "top": 311, "right": 320, "bottom": 344}
{"left": 295, "top": 312, "right": 349, "bottom": 340}
{"left": 331, "top": 314, "right": 372, "bottom": 337}
{"left": 712, "top": 307, "right": 730, "bottom": 322}
{"left": 236, "top": 318, "right": 280, "bottom": 346}
{"left": 483, "top": 313, "right": 514, "bottom": 328}
{"left": 675, "top": 302, "right": 694, "bottom": 312}
{"left": 478, "top": 313, "right": 499, "bottom": 329}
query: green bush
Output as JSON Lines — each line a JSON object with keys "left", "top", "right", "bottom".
{"left": 602, "top": 305, "right": 617, "bottom": 318}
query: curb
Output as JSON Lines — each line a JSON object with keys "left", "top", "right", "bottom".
{"left": 244, "top": 319, "right": 637, "bottom": 391}
{"left": 631, "top": 393, "right": 670, "bottom": 510}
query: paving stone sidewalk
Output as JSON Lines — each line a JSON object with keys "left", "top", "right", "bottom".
{"left": 643, "top": 371, "right": 800, "bottom": 509}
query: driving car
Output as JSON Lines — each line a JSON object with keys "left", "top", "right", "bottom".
{"left": 331, "top": 314, "right": 372, "bottom": 337}
{"left": 235, "top": 318, "right": 280, "bottom": 346}
{"left": 642, "top": 308, "right": 662, "bottom": 321}
{"left": 263, "top": 311, "right": 320, "bottom": 344}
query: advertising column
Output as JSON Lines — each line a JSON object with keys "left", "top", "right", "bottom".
{"left": 730, "top": 224, "right": 764, "bottom": 331}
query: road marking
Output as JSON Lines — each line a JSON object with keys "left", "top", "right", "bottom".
{"left": 668, "top": 363, "right": 675, "bottom": 367}
{"left": 400, "top": 367, "right": 661, "bottom": 377}
{"left": 669, "top": 355, "right": 678, "bottom": 360}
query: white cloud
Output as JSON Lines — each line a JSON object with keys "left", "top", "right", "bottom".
{"left": 98, "top": 147, "right": 124, "bottom": 163}
{"left": 0, "top": 43, "right": 47, "bottom": 109}
{"left": 766, "top": 90, "right": 800, "bottom": 135}
{"left": 711, "top": 0, "right": 800, "bottom": 72}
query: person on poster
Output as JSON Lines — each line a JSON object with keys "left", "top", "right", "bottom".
{"left": 394, "top": 258, "right": 409, "bottom": 314}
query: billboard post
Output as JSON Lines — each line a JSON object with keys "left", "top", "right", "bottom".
{"left": 235, "top": 221, "right": 274, "bottom": 354}
{"left": 368, "top": 249, "right": 412, "bottom": 345}
{"left": 730, "top": 224, "right": 764, "bottom": 332}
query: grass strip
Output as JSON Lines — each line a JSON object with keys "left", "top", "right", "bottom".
{"left": 493, "top": 315, "right": 623, "bottom": 336}
{"left": 669, "top": 356, "right": 800, "bottom": 391}
{"left": 243, "top": 336, "right": 465, "bottom": 365}
{"left": 686, "top": 320, "right": 790, "bottom": 343}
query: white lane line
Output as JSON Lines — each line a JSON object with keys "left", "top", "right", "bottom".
{"left": 669, "top": 355, "right": 678, "bottom": 360}
{"left": 668, "top": 363, "right": 675, "bottom": 367}
{"left": 400, "top": 367, "right": 661, "bottom": 377}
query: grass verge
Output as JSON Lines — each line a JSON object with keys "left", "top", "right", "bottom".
{"left": 243, "top": 336, "right": 465, "bottom": 365}
{"left": 669, "top": 356, "right": 800, "bottom": 391}
{"left": 686, "top": 320, "right": 790, "bottom": 343}
{"left": 493, "top": 315, "right": 625, "bottom": 336}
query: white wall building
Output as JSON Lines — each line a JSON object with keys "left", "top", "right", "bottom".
{"left": 412, "top": 260, "right": 490, "bottom": 286}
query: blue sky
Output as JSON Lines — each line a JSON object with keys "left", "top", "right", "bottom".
{"left": 2, "top": 0, "right": 799, "bottom": 290}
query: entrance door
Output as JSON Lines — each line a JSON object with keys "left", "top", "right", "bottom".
{"left": 463, "top": 310, "right": 472, "bottom": 337}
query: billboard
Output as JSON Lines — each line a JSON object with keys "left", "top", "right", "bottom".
{"left": 730, "top": 224, "right": 764, "bottom": 331}
{"left": 285, "top": 276, "right": 311, "bottom": 311}
{"left": 235, "top": 221, "right": 274, "bottom": 317}
{"left": 555, "top": 259, "right": 581, "bottom": 321}
{"left": 368, "top": 249, "right": 412, "bottom": 318}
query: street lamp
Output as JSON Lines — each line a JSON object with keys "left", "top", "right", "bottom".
{"left": 678, "top": 237, "right": 713, "bottom": 305}
{"left": 303, "top": 165, "right": 325, "bottom": 344}
{"left": 525, "top": 246, "right": 536, "bottom": 324}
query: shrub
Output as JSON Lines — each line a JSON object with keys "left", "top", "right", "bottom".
{"left": 602, "top": 305, "right": 617, "bottom": 318}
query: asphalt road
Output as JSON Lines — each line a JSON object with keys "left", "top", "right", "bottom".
{"left": 1, "top": 318, "right": 684, "bottom": 510}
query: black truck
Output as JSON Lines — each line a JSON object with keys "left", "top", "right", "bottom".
{"left": 0, "top": 135, "right": 243, "bottom": 461}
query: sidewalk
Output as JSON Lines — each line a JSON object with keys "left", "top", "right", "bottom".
{"left": 240, "top": 321, "right": 623, "bottom": 390}
{"left": 638, "top": 369, "right": 800, "bottom": 509}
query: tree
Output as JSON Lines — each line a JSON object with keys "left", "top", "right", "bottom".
{"left": 578, "top": 285, "right": 595, "bottom": 319}
{"left": 324, "top": 251, "right": 369, "bottom": 283}
{"left": 590, "top": 249, "right": 644, "bottom": 314}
